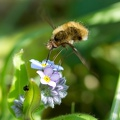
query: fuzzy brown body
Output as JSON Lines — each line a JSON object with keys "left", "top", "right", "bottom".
{"left": 47, "top": 21, "right": 88, "bottom": 50}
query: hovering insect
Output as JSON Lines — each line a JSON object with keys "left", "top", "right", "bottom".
{"left": 46, "top": 21, "right": 89, "bottom": 68}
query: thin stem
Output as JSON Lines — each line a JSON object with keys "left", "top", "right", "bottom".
{"left": 71, "top": 102, "right": 75, "bottom": 114}
{"left": 109, "top": 74, "right": 120, "bottom": 120}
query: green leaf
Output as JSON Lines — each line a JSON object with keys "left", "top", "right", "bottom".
{"left": 7, "top": 49, "right": 29, "bottom": 117}
{"left": 23, "top": 80, "right": 41, "bottom": 120}
{"left": 51, "top": 113, "right": 97, "bottom": 120}
{"left": 109, "top": 74, "right": 120, "bottom": 120}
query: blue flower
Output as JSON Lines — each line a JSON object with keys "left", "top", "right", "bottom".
{"left": 37, "top": 67, "right": 61, "bottom": 88}
{"left": 30, "top": 59, "right": 53, "bottom": 70}
{"left": 11, "top": 95, "right": 24, "bottom": 118}
{"left": 30, "top": 59, "right": 63, "bottom": 71}
{"left": 30, "top": 59, "right": 68, "bottom": 108}
{"left": 40, "top": 77, "right": 68, "bottom": 108}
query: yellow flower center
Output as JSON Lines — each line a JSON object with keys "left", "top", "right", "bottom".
{"left": 44, "top": 76, "right": 50, "bottom": 82}
{"left": 42, "top": 63, "right": 47, "bottom": 67}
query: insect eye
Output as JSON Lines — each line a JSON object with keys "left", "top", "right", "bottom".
{"left": 54, "top": 36, "right": 59, "bottom": 41}
{"left": 78, "top": 36, "right": 82, "bottom": 40}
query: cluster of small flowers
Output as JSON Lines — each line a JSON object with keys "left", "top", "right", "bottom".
{"left": 30, "top": 59, "right": 68, "bottom": 108}
{"left": 11, "top": 59, "right": 68, "bottom": 117}
{"left": 11, "top": 95, "right": 24, "bottom": 118}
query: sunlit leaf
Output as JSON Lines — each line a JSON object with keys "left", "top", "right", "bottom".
{"left": 51, "top": 113, "right": 97, "bottom": 120}
{"left": 7, "top": 49, "right": 29, "bottom": 116}
{"left": 23, "top": 80, "right": 41, "bottom": 120}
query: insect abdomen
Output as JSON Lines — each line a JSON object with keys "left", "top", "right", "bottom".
{"left": 66, "top": 27, "right": 82, "bottom": 41}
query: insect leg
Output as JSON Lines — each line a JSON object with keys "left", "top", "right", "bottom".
{"left": 46, "top": 49, "right": 53, "bottom": 63}
{"left": 53, "top": 48, "right": 64, "bottom": 61}
{"left": 61, "top": 42, "right": 98, "bottom": 77}
{"left": 57, "top": 48, "right": 73, "bottom": 66}
{"left": 61, "top": 42, "right": 89, "bottom": 69}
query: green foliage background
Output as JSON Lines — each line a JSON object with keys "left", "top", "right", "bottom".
{"left": 0, "top": 0, "right": 120, "bottom": 120}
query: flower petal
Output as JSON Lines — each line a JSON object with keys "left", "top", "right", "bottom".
{"left": 40, "top": 78, "right": 49, "bottom": 85}
{"left": 11, "top": 95, "right": 24, "bottom": 118}
{"left": 14, "top": 100, "right": 23, "bottom": 108}
{"left": 44, "top": 67, "right": 53, "bottom": 76}
{"left": 42, "top": 60, "right": 54, "bottom": 66}
{"left": 51, "top": 90, "right": 58, "bottom": 96}
{"left": 41, "top": 94, "right": 48, "bottom": 104}
{"left": 50, "top": 73, "right": 60, "bottom": 82}
{"left": 58, "top": 77, "right": 66, "bottom": 85}
{"left": 56, "top": 85, "right": 64, "bottom": 90}
{"left": 47, "top": 97, "right": 54, "bottom": 108}
{"left": 58, "top": 91, "right": 67, "bottom": 98}
{"left": 53, "top": 65, "right": 64, "bottom": 71}
{"left": 30, "top": 59, "right": 42, "bottom": 69}
{"left": 48, "top": 81, "right": 56, "bottom": 88}
{"left": 63, "top": 85, "right": 69, "bottom": 91}
{"left": 53, "top": 96, "right": 61, "bottom": 105}
{"left": 37, "top": 71, "right": 45, "bottom": 78}
{"left": 19, "top": 96, "right": 24, "bottom": 102}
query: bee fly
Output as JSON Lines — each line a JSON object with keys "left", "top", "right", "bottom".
{"left": 46, "top": 21, "right": 89, "bottom": 68}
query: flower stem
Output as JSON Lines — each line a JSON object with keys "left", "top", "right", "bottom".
{"left": 109, "top": 74, "right": 120, "bottom": 120}
{"left": 71, "top": 102, "right": 75, "bottom": 114}
{"left": 23, "top": 112, "right": 33, "bottom": 120}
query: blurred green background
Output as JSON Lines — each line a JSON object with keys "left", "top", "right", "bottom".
{"left": 0, "top": 0, "right": 120, "bottom": 120}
